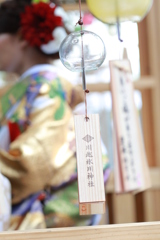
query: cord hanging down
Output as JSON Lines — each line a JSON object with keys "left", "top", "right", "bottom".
{"left": 77, "top": 0, "right": 89, "bottom": 121}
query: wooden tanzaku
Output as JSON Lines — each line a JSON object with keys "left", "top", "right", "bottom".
{"left": 110, "top": 59, "right": 151, "bottom": 193}
{"left": 74, "top": 114, "right": 106, "bottom": 215}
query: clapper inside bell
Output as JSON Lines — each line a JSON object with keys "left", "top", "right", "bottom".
{"left": 74, "top": 114, "right": 106, "bottom": 215}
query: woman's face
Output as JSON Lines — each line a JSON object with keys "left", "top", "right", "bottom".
{"left": 0, "top": 33, "right": 23, "bottom": 73}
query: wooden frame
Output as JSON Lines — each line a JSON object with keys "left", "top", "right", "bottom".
{"left": 0, "top": 222, "right": 160, "bottom": 240}
{"left": 137, "top": 0, "right": 160, "bottom": 168}
{"left": 87, "top": 77, "right": 156, "bottom": 92}
{"left": 106, "top": 168, "right": 160, "bottom": 193}
{"left": 1, "top": 1, "right": 160, "bottom": 239}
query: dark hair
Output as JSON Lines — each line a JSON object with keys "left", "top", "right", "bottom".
{"left": 0, "top": 0, "right": 63, "bottom": 58}
{"left": 0, "top": 0, "right": 32, "bottom": 34}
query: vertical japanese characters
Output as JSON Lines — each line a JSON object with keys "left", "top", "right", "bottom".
{"left": 110, "top": 60, "right": 151, "bottom": 193}
{"left": 83, "top": 134, "right": 95, "bottom": 188}
{"left": 74, "top": 114, "right": 106, "bottom": 215}
{"left": 119, "top": 72, "right": 137, "bottom": 184}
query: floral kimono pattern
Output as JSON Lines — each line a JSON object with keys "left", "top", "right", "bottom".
{"left": 0, "top": 66, "right": 110, "bottom": 229}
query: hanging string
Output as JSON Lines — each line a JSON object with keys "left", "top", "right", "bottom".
{"left": 76, "top": 0, "right": 89, "bottom": 121}
{"left": 116, "top": 16, "right": 123, "bottom": 43}
{"left": 77, "top": 0, "right": 83, "bottom": 27}
{"left": 84, "top": 89, "right": 89, "bottom": 121}
{"left": 115, "top": 0, "right": 123, "bottom": 43}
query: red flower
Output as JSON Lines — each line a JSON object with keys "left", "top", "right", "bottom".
{"left": 21, "top": 2, "right": 63, "bottom": 47}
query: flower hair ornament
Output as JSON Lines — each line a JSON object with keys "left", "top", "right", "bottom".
{"left": 20, "top": 0, "right": 67, "bottom": 54}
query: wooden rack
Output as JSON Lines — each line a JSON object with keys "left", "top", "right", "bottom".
{"left": 0, "top": 222, "right": 160, "bottom": 240}
{"left": 87, "top": 77, "right": 156, "bottom": 92}
{"left": 0, "top": 1, "right": 160, "bottom": 238}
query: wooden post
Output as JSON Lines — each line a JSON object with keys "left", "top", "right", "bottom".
{"left": 138, "top": 17, "right": 156, "bottom": 167}
{"left": 137, "top": 0, "right": 160, "bottom": 222}
{"left": 139, "top": 0, "right": 160, "bottom": 167}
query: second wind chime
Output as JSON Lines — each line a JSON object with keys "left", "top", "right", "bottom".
{"left": 59, "top": 0, "right": 106, "bottom": 215}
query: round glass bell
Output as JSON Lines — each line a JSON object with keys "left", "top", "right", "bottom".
{"left": 59, "top": 30, "right": 106, "bottom": 72}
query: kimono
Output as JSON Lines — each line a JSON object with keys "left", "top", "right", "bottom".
{"left": 0, "top": 173, "right": 11, "bottom": 231}
{"left": 0, "top": 64, "right": 110, "bottom": 230}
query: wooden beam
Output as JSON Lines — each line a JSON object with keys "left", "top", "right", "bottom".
{"left": 106, "top": 167, "right": 160, "bottom": 193}
{"left": 1, "top": 77, "right": 156, "bottom": 97}
{"left": 106, "top": 168, "right": 160, "bottom": 223}
{"left": 87, "top": 77, "right": 156, "bottom": 92}
{"left": 0, "top": 222, "right": 160, "bottom": 240}
{"left": 62, "top": 3, "right": 88, "bottom": 11}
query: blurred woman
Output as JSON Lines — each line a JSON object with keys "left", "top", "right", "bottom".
{"left": 0, "top": 0, "right": 109, "bottom": 230}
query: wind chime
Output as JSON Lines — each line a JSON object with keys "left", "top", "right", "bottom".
{"left": 86, "top": 0, "right": 153, "bottom": 42}
{"left": 59, "top": 0, "right": 106, "bottom": 215}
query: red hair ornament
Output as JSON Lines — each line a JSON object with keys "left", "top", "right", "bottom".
{"left": 20, "top": 2, "right": 63, "bottom": 47}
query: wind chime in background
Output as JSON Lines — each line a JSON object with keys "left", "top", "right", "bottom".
{"left": 59, "top": 1, "right": 106, "bottom": 215}
{"left": 86, "top": 0, "right": 153, "bottom": 193}
{"left": 86, "top": 0, "right": 153, "bottom": 27}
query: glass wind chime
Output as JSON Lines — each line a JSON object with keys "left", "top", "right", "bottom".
{"left": 59, "top": 0, "right": 106, "bottom": 215}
